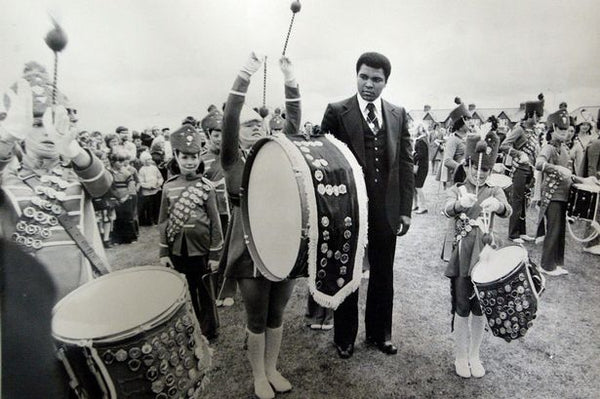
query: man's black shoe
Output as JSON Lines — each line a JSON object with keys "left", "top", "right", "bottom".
{"left": 366, "top": 338, "right": 397, "bottom": 355}
{"left": 334, "top": 343, "right": 354, "bottom": 359}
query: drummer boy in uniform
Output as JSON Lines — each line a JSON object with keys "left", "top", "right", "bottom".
{"left": 158, "top": 124, "right": 223, "bottom": 340}
{"left": 442, "top": 129, "right": 512, "bottom": 378}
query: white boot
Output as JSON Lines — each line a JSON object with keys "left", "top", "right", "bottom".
{"left": 246, "top": 329, "right": 275, "bottom": 399}
{"left": 469, "top": 315, "right": 486, "bottom": 378}
{"left": 265, "top": 326, "right": 292, "bottom": 393}
{"left": 453, "top": 315, "right": 471, "bottom": 378}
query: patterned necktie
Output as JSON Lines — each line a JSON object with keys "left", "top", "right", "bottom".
{"left": 366, "top": 102, "right": 380, "bottom": 132}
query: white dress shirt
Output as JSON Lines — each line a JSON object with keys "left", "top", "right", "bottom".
{"left": 356, "top": 94, "right": 384, "bottom": 133}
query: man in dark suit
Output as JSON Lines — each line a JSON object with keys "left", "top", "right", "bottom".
{"left": 320, "top": 52, "right": 414, "bottom": 358}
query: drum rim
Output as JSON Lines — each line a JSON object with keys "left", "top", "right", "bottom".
{"left": 52, "top": 266, "right": 187, "bottom": 344}
{"left": 471, "top": 246, "right": 528, "bottom": 284}
{"left": 240, "top": 135, "right": 311, "bottom": 281}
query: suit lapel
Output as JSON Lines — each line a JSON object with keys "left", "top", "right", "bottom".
{"left": 341, "top": 96, "right": 366, "bottom": 164}
{"left": 382, "top": 100, "right": 399, "bottom": 164}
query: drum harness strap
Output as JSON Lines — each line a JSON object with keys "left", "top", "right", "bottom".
{"left": 20, "top": 172, "right": 110, "bottom": 276}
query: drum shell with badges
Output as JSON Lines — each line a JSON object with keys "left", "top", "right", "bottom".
{"left": 241, "top": 133, "right": 367, "bottom": 308}
{"left": 471, "top": 246, "right": 545, "bottom": 342}
{"left": 51, "top": 266, "right": 212, "bottom": 399}
{"left": 567, "top": 183, "right": 599, "bottom": 221}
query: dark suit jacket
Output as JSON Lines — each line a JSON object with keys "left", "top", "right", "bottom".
{"left": 321, "top": 95, "right": 414, "bottom": 231}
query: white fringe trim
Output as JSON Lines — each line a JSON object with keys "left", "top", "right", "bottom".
{"left": 309, "top": 134, "right": 368, "bottom": 310}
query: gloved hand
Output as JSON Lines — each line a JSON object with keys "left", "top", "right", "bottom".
{"left": 480, "top": 197, "right": 502, "bottom": 214}
{"left": 240, "top": 52, "right": 265, "bottom": 77}
{"left": 458, "top": 193, "right": 478, "bottom": 210}
{"left": 42, "top": 105, "right": 83, "bottom": 160}
{"left": 160, "top": 256, "right": 174, "bottom": 268}
{"left": 279, "top": 56, "right": 295, "bottom": 84}
{"left": 1, "top": 79, "right": 33, "bottom": 141}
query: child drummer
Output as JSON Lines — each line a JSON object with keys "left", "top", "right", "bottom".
{"left": 158, "top": 124, "right": 224, "bottom": 340}
{"left": 442, "top": 118, "right": 512, "bottom": 379}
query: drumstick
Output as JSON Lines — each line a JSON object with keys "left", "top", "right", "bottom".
{"left": 282, "top": 1, "right": 302, "bottom": 55}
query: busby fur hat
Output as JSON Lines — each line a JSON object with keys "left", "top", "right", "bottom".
{"left": 524, "top": 93, "right": 544, "bottom": 118}
{"left": 447, "top": 99, "right": 471, "bottom": 132}
{"left": 465, "top": 131, "right": 500, "bottom": 171}
{"left": 546, "top": 109, "right": 570, "bottom": 130}
{"left": 170, "top": 125, "right": 202, "bottom": 153}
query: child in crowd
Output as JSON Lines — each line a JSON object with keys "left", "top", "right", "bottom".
{"left": 158, "top": 125, "right": 223, "bottom": 340}
{"left": 138, "top": 151, "right": 164, "bottom": 225}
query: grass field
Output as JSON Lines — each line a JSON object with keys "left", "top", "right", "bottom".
{"left": 107, "top": 175, "right": 600, "bottom": 399}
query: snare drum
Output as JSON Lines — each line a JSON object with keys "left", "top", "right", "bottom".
{"left": 567, "top": 183, "right": 599, "bottom": 221}
{"left": 471, "top": 246, "right": 545, "bottom": 342}
{"left": 52, "top": 267, "right": 212, "bottom": 398}
{"left": 241, "top": 133, "right": 368, "bottom": 308}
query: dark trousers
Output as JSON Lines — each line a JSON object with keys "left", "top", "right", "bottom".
{"left": 171, "top": 253, "right": 218, "bottom": 338}
{"left": 333, "top": 199, "right": 397, "bottom": 346}
{"left": 509, "top": 167, "right": 533, "bottom": 239}
{"left": 138, "top": 194, "right": 157, "bottom": 226}
{"left": 541, "top": 201, "right": 566, "bottom": 271}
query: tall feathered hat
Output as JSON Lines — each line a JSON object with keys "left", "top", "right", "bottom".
{"left": 465, "top": 131, "right": 500, "bottom": 171}
{"left": 546, "top": 109, "right": 570, "bottom": 130}
{"left": 524, "top": 93, "right": 544, "bottom": 118}
{"left": 447, "top": 97, "right": 471, "bottom": 131}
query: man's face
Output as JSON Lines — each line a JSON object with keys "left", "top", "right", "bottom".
{"left": 356, "top": 64, "right": 386, "bottom": 102}
{"left": 466, "top": 163, "right": 491, "bottom": 187}
{"left": 163, "top": 129, "right": 170, "bottom": 138}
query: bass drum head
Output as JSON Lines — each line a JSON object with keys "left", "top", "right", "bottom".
{"left": 472, "top": 246, "right": 528, "bottom": 284}
{"left": 487, "top": 173, "right": 512, "bottom": 190}
{"left": 244, "top": 139, "right": 303, "bottom": 280}
{"left": 52, "top": 266, "right": 186, "bottom": 341}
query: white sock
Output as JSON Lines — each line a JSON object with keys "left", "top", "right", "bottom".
{"left": 246, "top": 329, "right": 274, "bottom": 399}
{"left": 265, "top": 326, "right": 292, "bottom": 393}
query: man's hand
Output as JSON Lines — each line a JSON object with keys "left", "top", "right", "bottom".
{"left": 43, "top": 105, "right": 83, "bottom": 160}
{"left": 160, "top": 256, "right": 174, "bottom": 268}
{"left": 279, "top": 56, "right": 296, "bottom": 85}
{"left": 208, "top": 259, "right": 219, "bottom": 272}
{"left": 240, "top": 52, "right": 265, "bottom": 78}
{"left": 1, "top": 79, "right": 33, "bottom": 141}
{"left": 396, "top": 215, "right": 411, "bottom": 236}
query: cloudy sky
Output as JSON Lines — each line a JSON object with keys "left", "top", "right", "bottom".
{"left": 1, "top": 0, "right": 599, "bottom": 132}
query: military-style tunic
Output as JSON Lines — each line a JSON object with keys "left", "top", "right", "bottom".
{"left": 158, "top": 174, "right": 223, "bottom": 259}
{"left": 0, "top": 149, "right": 113, "bottom": 300}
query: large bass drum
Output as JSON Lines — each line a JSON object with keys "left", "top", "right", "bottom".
{"left": 241, "top": 133, "right": 368, "bottom": 308}
{"left": 471, "top": 246, "right": 545, "bottom": 342}
{"left": 52, "top": 266, "right": 212, "bottom": 398}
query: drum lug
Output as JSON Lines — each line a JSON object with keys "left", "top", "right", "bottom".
{"left": 300, "top": 227, "right": 309, "bottom": 239}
